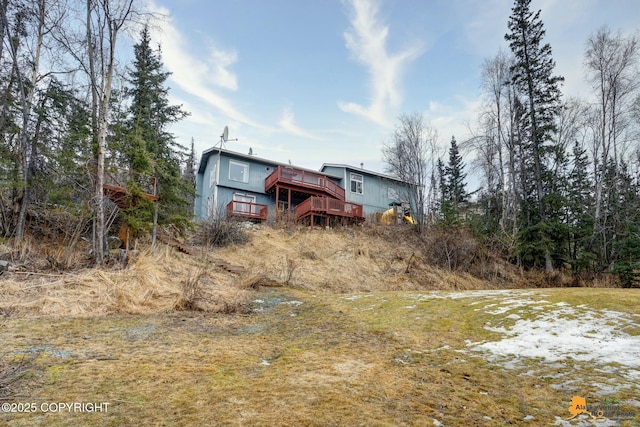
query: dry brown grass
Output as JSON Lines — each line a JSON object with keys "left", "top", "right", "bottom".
{"left": 0, "top": 223, "right": 618, "bottom": 319}
{"left": 2, "top": 288, "right": 638, "bottom": 426}
{"left": 0, "top": 246, "right": 252, "bottom": 317}
{"left": 211, "top": 225, "right": 528, "bottom": 292}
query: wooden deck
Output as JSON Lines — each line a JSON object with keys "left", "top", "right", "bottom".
{"left": 103, "top": 170, "right": 159, "bottom": 209}
{"left": 226, "top": 200, "right": 268, "bottom": 222}
{"left": 265, "top": 166, "right": 345, "bottom": 200}
{"left": 294, "top": 196, "right": 364, "bottom": 228}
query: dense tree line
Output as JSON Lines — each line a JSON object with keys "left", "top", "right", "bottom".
{"left": 472, "top": 0, "right": 640, "bottom": 284}
{"left": 386, "top": 0, "right": 640, "bottom": 286}
{"left": 0, "top": 0, "right": 193, "bottom": 264}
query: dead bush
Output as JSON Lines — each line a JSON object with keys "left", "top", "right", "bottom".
{"left": 420, "top": 227, "right": 481, "bottom": 272}
{"left": 175, "top": 268, "right": 210, "bottom": 311}
{"left": 281, "top": 255, "right": 297, "bottom": 286}
{"left": 193, "top": 217, "right": 248, "bottom": 247}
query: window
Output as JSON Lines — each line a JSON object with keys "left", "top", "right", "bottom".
{"left": 229, "top": 160, "right": 249, "bottom": 183}
{"left": 233, "top": 193, "right": 255, "bottom": 214}
{"left": 350, "top": 173, "right": 363, "bottom": 194}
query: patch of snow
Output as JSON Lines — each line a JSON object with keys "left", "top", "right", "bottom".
{"left": 432, "top": 419, "right": 443, "bottom": 427}
{"left": 483, "top": 297, "right": 549, "bottom": 315}
{"left": 281, "top": 300, "right": 303, "bottom": 306}
{"left": 260, "top": 359, "right": 270, "bottom": 366}
{"left": 342, "top": 294, "right": 374, "bottom": 301}
{"left": 554, "top": 415, "right": 620, "bottom": 426}
{"left": 404, "top": 305, "right": 416, "bottom": 309}
{"left": 471, "top": 306, "right": 640, "bottom": 377}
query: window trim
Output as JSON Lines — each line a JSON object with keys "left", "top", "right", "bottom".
{"left": 350, "top": 172, "right": 364, "bottom": 195}
{"left": 229, "top": 160, "right": 249, "bottom": 183}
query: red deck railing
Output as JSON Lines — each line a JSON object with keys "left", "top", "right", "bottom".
{"left": 226, "top": 200, "right": 268, "bottom": 221}
{"left": 294, "top": 196, "right": 363, "bottom": 221}
{"left": 265, "top": 166, "right": 345, "bottom": 200}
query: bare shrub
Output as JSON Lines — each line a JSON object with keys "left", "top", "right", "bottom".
{"left": 420, "top": 227, "right": 481, "bottom": 271}
{"left": 175, "top": 268, "right": 209, "bottom": 311}
{"left": 281, "top": 255, "right": 297, "bottom": 286}
{"left": 193, "top": 216, "right": 248, "bottom": 247}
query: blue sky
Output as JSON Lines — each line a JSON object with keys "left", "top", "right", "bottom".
{"left": 139, "top": 0, "right": 640, "bottom": 176}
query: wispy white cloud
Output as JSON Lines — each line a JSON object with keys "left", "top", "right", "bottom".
{"left": 278, "top": 107, "right": 322, "bottom": 140}
{"left": 338, "top": 0, "right": 424, "bottom": 127}
{"left": 424, "top": 97, "right": 481, "bottom": 147}
{"left": 208, "top": 46, "right": 238, "bottom": 91}
{"left": 146, "top": 2, "right": 261, "bottom": 129}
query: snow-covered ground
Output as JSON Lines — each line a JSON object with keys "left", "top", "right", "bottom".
{"left": 408, "top": 290, "right": 640, "bottom": 426}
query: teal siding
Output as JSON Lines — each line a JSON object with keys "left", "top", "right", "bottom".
{"left": 344, "top": 169, "right": 411, "bottom": 216}
{"left": 320, "top": 166, "right": 346, "bottom": 185}
{"left": 217, "top": 156, "right": 277, "bottom": 194}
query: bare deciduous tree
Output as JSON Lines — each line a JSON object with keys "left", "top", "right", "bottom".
{"left": 86, "top": 0, "right": 135, "bottom": 264}
{"left": 585, "top": 26, "right": 639, "bottom": 226}
{"left": 383, "top": 113, "right": 438, "bottom": 232}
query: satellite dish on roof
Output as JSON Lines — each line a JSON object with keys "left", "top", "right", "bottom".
{"left": 218, "top": 125, "right": 237, "bottom": 150}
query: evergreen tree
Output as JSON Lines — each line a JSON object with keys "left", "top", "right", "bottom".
{"left": 436, "top": 158, "right": 448, "bottom": 220}
{"left": 566, "top": 141, "right": 595, "bottom": 271}
{"left": 505, "top": 0, "right": 564, "bottom": 270}
{"left": 611, "top": 162, "right": 640, "bottom": 287}
{"left": 119, "top": 25, "right": 190, "bottom": 231}
{"left": 445, "top": 136, "right": 468, "bottom": 218}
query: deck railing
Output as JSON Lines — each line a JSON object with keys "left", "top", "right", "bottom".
{"left": 265, "top": 166, "right": 345, "bottom": 200}
{"left": 105, "top": 167, "right": 157, "bottom": 197}
{"left": 294, "top": 196, "right": 363, "bottom": 220}
{"left": 226, "top": 200, "right": 268, "bottom": 221}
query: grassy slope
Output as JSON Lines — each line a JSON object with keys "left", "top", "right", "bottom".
{"left": 0, "top": 226, "right": 638, "bottom": 426}
{"left": 1, "top": 287, "right": 639, "bottom": 427}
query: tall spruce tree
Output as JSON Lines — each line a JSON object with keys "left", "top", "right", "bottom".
{"left": 442, "top": 136, "right": 467, "bottom": 224}
{"left": 120, "top": 25, "right": 190, "bottom": 231}
{"left": 505, "top": 0, "right": 564, "bottom": 270}
{"left": 566, "top": 140, "right": 595, "bottom": 271}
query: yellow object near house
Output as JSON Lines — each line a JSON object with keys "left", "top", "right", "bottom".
{"left": 381, "top": 207, "right": 416, "bottom": 225}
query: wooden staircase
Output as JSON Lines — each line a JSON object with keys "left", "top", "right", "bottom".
{"left": 156, "top": 231, "right": 247, "bottom": 275}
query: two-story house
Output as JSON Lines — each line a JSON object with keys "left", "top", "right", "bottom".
{"left": 194, "top": 148, "right": 413, "bottom": 226}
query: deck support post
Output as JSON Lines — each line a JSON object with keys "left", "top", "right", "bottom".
{"left": 287, "top": 189, "right": 292, "bottom": 222}
{"left": 275, "top": 184, "right": 279, "bottom": 220}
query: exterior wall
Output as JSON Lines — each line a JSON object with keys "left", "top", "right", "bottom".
{"left": 217, "top": 154, "right": 278, "bottom": 194}
{"left": 322, "top": 165, "right": 412, "bottom": 216}
{"left": 195, "top": 151, "right": 279, "bottom": 220}
{"left": 319, "top": 166, "right": 347, "bottom": 186}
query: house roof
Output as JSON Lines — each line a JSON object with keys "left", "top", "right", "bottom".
{"left": 197, "top": 147, "right": 341, "bottom": 179}
{"left": 320, "top": 163, "right": 409, "bottom": 184}
{"left": 196, "top": 147, "right": 410, "bottom": 185}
